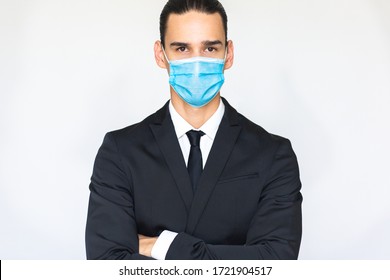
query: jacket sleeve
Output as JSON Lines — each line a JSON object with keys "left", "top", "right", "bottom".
{"left": 165, "top": 138, "right": 303, "bottom": 260}
{"left": 85, "top": 132, "right": 153, "bottom": 260}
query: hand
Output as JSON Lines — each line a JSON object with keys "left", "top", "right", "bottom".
{"left": 138, "top": 234, "right": 158, "bottom": 257}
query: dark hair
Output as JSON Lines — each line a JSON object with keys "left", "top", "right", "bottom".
{"left": 160, "top": 0, "right": 228, "bottom": 47}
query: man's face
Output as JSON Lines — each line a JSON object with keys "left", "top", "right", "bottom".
{"left": 163, "top": 11, "right": 228, "bottom": 61}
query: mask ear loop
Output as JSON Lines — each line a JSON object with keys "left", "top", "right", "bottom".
{"left": 223, "top": 46, "right": 228, "bottom": 64}
{"left": 161, "top": 46, "right": 170, "bottom": 64}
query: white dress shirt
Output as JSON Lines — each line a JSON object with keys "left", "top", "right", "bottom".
{"left": 150, "top": 99, "right": 225, "bottom": 260}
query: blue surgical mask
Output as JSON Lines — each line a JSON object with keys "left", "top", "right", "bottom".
{"left": 163, "top": 49, "right": 226, "bottom": 108}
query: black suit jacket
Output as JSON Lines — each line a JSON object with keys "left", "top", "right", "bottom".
{"left": 85, "top": 98, "right": 302, "bottom": 260}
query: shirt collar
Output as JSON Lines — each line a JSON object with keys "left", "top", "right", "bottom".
{"left": 169, "top": 99, "right": 225, "bottom": 141}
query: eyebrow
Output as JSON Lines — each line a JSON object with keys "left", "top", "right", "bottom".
{"left": 169, "top": 40, "right": 223, "bottom": 48}
{"left": 170, "top": 42, "right": 189, "bottom": 48}
{"left": 202, "top": 40, "right": 223, "bottom": 47}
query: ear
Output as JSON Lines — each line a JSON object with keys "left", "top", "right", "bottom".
{"left": 154, "top": 40, "right": 168, "bottom": 69}
{"left": 224, "top": 40, "right": 234, "bottom": 70}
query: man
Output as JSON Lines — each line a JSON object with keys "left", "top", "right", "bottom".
{"left": 86, "top": 0, "right": 302, "bottom": 260}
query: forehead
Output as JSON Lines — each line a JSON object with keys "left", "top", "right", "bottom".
{"left": 165, "top": 11, "right": 225, "bottom": 43}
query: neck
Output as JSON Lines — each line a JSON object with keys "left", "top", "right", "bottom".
{"left": 170, "top": 90, "right": 221, "bottom": 129}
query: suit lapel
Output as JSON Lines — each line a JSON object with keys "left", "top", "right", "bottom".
{"left": 149, "top": 103, "right": 194, "bottom": 213}
{"left": 186, "top": 98, "right": 242, "bottom": 234}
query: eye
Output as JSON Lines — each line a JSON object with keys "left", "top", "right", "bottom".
{"left": 176, "top": 47, "right": 187, "bottom": 52}
{"left": 206, "top": 47, "right": 217, "bottom": 52}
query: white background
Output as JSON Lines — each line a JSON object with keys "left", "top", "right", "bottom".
{"left": 0, "top": 0, "right": 389, "bottom": 259}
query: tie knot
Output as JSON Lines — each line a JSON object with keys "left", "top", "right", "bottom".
{"left": 186, "top": 130, "right": 205, "bottom": 147}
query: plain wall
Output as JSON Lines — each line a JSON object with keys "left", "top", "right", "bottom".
{"left": 1, "top": 0, "right": 389, "bottom": 259}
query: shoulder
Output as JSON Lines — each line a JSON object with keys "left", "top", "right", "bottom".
{"left": 222, "top": 97, "right": 291, "bottom": 153}
{"left": 237, "top": 111, "right": 289, "bottom": 146}
{"left": 238, "top": 114, "right": 295, "bottom": 166}
{"left": 223, "top": 97, "right": 289, "bottom": 143}
{"left": 233, "top": 109, "right": 300, "bottom": 184}
{"left": 103, "top": 102, "right": 169, "bottom": 146}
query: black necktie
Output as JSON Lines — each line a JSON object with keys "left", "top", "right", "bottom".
{"left": 186, "top": 130, "right": 205, "bottom": 192}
